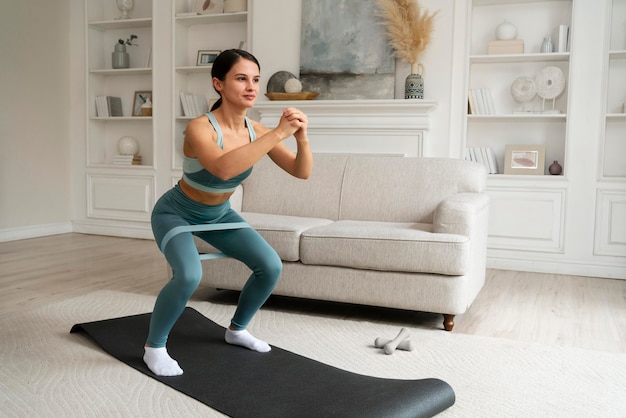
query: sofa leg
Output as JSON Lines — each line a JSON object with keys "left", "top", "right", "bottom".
{"left": 442, "top": 314, "right": 455, "bottom": 331}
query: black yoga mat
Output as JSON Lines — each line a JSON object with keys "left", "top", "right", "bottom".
{"left": 71, "top": 308, "right": 455, "bottom": 418}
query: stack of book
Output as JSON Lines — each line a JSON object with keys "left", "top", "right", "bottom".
{"left": 468, "top": 88, "right": 495, "bottom": 115}
{"left": 180, "top": 92, "right": 208, "bottom": 117}
{"left": 466, "top": 147, "right": 498, "bottom": 174}
{"left": 95, "top": 96, "right": 122, "bottom": 117}
{"left": 113, "top": 154, "right": 142, "bottom": 165}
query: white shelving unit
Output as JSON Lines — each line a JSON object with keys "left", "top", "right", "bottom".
{"left": 466, "top": 0, "right": 572, "bottom": 175}
{"left": 172, "top": 1, "right": 250, "bottom": 170}
{"left": 86, "top": 1, "right": 154, "bottom": 168}
{"left": 602, "top": 0, "right": 626, "bottom": 178}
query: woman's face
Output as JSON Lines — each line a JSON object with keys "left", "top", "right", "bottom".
{"left": 216, "top": 58, "right": 260, "bottom": 109}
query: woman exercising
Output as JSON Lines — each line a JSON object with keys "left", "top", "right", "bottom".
{"left": 144, "top": 49, "right": 313, "bottom": 376}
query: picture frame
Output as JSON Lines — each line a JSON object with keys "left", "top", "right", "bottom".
{"left": 196, "top": 50, "right": 220, "bottom": 66}
{"left": 504, "top": 144, "right": 545, "bottom": 175}
{"left": 132, "top": 91, "right": 152, "bottom": 117}
{"left": 192, "top": 0, "right": 224, "bottom": 15}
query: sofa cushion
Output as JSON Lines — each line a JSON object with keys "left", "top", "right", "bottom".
{"left": 300, "top": 221, "right": 470, "bottom": 275}
{"left": 241, "top": 154, "right": 348, "bottom": 220}
{"left": 339, "top": 156, "right": 487, "bottom": 223}
{"left": 242, "top": 212, "right": 333, "bottom": 261}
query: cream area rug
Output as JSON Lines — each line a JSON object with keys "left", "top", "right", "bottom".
{"left": 1, "top": 290, "right": 624, "bottom": 417}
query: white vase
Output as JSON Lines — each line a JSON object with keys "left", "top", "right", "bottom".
{"left": 116, "top": 0, "right": 134, "bottom": 20}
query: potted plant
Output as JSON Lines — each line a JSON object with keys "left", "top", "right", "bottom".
{"left": 112, "top": 34, "right": 138, "bottom": 69}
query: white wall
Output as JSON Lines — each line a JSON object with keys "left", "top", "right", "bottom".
{"left": 0, "top": 0, "right": 73, "bottom": 239}
{"left": 251, "top": 0, "right": 464, "bottom": 158}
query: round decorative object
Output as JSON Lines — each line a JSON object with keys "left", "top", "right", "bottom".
{"left": 511, "top": 76, "right": 536, "bottom": 103}
{"left": 267, "top": 71, "right": 298, "bottom": 93}
{"left": 495, "top": 20, "right": 517, "bottom": 40}
{"left": 284, "top": 78, "right": 303, "bottom": 93}
{"left": 117, "top": 136, "right": 139, "bottom": 155}
{"left": 535, "top": 66, "right": 565, "bottom": 100}
{"left": 549, "top": 160, "right": 563, "bottom": 175}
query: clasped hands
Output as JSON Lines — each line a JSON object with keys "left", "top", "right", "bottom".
{"left": 278, "top": 107, "right": 308, "bottom": 142}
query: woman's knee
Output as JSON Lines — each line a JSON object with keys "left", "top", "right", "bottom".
{"left": 259, "top": 250, "right": 282, "bottom": 282}
{"left": 171, "top": 264, "right": 203, "bottom": 293}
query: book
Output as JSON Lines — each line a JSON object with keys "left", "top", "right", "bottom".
{"left": 486, "top": 147, "right": 498, "bottom": 174}
{"left": 180, "top": 92, "right": 191, "bottom": 116}
{"left": 468, "top": 91, "right": 477, "bottom": 115}
{"left": 552, "top": 25, "right": 569, "bottom": 52}
{"left": 180, "top": 92, "right": 208, "bottom": 117}
{"left": 107, "top": 97, "right": 123, "bottom": 117}
{"left": 113, "top": 154, "right": 142, "bottom": 165}
{"left": 482, "top": 88, "right": 495, "bottom": 115}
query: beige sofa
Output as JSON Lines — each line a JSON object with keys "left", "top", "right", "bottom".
{"left": 194, "top": 154, "right": 489, "bottom": 331}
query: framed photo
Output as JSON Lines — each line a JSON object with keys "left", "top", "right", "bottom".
{"left": 132, "top": 91, "right": 152, "bottom": 117}
{"left": 193, "top": 0, "right": 224, "bottom": 15}
{"left": 504, "top": 144, "right": 545, "bottom": 175}
{"left": 197, "top": 50, "right": 220, "bottom": 66}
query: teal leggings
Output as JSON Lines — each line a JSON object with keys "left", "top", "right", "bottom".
{"left": 146, "top": 184, "right": 282, "bottom": 348}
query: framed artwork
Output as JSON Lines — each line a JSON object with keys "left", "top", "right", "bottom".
{"left": 197, "top": 50, "right": 220, "bottom": 66}
{"left": 504, "top": 144, "right": 545, "bottom": 175}
{"left": 132, "top": 91, "right": 152, "bottom": 117}
{"left": 193, "top": 0, "right": 224, "bottom": 15}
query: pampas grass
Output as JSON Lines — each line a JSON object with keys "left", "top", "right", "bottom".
{"left": 376, "top": 0, "right": 439, "bottom": 65}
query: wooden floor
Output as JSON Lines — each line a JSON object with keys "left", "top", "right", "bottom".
{"left": 1, "top": 233, "right": 624, "bottom": 353}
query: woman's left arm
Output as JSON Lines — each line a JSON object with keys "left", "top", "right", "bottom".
{"left": 261, "top": 108, "right": 313, "bottom": 179}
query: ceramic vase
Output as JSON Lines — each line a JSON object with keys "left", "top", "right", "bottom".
{"left": 549, "top": 160, "right": 563, "bottom": 175}
{"left": 112, "top": 44, "right": 129, "bottom": 69}
{"left": 405, "top": 63, "right": 424, "bottom": 99}
{"left": 541, "top": 37, "right": 553, "bottom": 53}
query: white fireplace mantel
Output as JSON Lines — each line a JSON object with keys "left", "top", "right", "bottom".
{"left": 253, "top": 100, "right": 438, "bottom": 157}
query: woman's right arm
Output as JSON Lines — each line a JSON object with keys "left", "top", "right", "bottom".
{"left": 185, "top": 112, "right": 299, "bottom": 180}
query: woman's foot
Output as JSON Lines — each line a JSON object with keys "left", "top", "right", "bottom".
{"left": 225, "top": 329, "right": 271, "bottom": 352}
{"left": 143, "top": 346, "right": 183, "bottom": 376}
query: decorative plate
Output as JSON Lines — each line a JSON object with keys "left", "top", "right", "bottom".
{"left": 266, "top": 71, "right": 298, "bottom": 93}
{"left": 535, "top": 66, "right": 565, "bottom": 100}
{"left": 510, "top": 76, "right": 536, "bottom": 103}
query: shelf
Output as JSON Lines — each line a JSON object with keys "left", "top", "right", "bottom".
{"left": 88, "top": 163, "right": 154, "bottom": 170}
{"left": 175, "top": 66, "right": 213, "bottom": 74}
{"left": 609, "top": 50, "right": 626, "bottom": 59}
{"left": 175, "top": 11, "right": 247, "bottom": 26}
{"left": 470, "top": 52, "right": 569, "bottom": 64}
{"left": 88, "top": 18, "right": 152, "bottom": 30}
{"left": 473, "top": 0, "right": 571, "bottom": 5}
{"left": 90, "top": 116, "right": 153, "bottom": 121}
{"left": 606, "top": 114, "right": 626, "bottom": 120}
{"left": 90, "top": 68, "right": 152, "bottom": 76}
{"left": 467, "top": 114, "right": 566, "bottom": 122}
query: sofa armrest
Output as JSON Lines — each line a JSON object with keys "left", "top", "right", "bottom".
{"left": 433, "top": 193, "right": 490, "bottom": 237}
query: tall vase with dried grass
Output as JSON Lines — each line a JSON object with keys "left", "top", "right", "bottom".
{"left": 376, "top": 0, "right": 438, "bottom": 99}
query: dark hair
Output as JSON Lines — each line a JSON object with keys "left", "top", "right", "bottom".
{"left": 210, "top": 49, "right": 260, "bottom": 111}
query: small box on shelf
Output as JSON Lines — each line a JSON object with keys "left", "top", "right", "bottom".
{"left": 488, "top": 40, "right": 524, "bottom": 55}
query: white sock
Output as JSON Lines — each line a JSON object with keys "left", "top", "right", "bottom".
{"left": 143, "top": 346, "right": 183, "bottom": 376}
{"left": 225, "top": 329, "right": 271, "bottom": 353}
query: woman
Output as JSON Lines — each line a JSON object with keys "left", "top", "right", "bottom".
{"left": 144, "top": 49, "right": 312, "bottom": 376}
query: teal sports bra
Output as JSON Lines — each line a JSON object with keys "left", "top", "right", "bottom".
{"left": 182, "top": 112, "right": 257, "bottom": 194}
